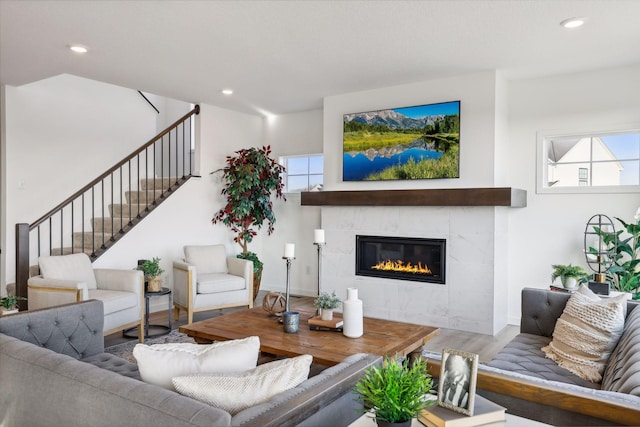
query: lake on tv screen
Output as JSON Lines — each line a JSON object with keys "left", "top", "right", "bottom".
{"left": 343, "top": 148, "right": 443, "bottom": 181}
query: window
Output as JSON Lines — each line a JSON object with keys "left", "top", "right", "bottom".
{"left": 538, "top": 128, "right": 640, "bottom": 193}
{"left": 578, "top": 168, "right": 588, "bottom": 186}
{"left": 280, "top": 154, "right": 323, "bottom": 193}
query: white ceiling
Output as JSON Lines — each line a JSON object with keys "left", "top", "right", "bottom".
{"left": 2, "top": 0, "right": 640, "bottom": 116}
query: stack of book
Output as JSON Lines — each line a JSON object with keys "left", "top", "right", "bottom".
{"left": 418, "top": 395, "right": 506, "bottom": 427}
{"left": 308, "top": 315, "right": 343, "bottom": 332}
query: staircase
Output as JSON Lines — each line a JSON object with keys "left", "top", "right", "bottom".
{"left": 15, "top": 105, "right": 200, "bottom": 308}
{"left": 52, "top": 177, "right": 185, "bottom": 257}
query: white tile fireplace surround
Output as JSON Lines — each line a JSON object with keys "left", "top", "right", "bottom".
{"left": 321, "top": 205, "right": 508, "bottom": 335}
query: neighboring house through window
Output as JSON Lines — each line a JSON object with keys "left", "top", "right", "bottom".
{"left": 280, "top": 154, "right": 323, "bottom": 193}
{"left": 538, "top": 129, "right": 640, "bottom": 193}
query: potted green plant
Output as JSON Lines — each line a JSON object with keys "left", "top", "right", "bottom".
{"left": 590, "top": 208, "right": 640, "bottom": 298}
{"left": 355, "top": 355, "right": 435, "bottom": 427}
{"left": 138, "top": 257, "right": 165, "bottom": 292}
{"left": 212, "top": 145, "right": 286, "bottom": 301}
{"left": 551, "top": 264, "right": 588, "bottom": 289}
{"left": 0, "top": 295, "right": 27, "bottom": 315}
{"left": 314, "top": 291, "right": 342, "bottom": 320}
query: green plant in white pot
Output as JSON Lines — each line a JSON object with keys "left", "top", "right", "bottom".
{"left": 314, "top": 291, "right": 341, "bottom": 320}
{"left": 551, "top": 264, "right": 587, "bottom": 290}
{"left": 0, "top": 295, "right": 27, "bottom": 315}
{"left": 355, "top": 355, "right": 435, "bottom": 427}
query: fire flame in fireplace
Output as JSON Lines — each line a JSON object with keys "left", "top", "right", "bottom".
{"left": 371, "top": 259, "right": 432, "bottom": 275}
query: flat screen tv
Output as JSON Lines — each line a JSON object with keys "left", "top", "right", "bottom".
{"left": 343, "top": 100, "right": 460, "bottom": 181}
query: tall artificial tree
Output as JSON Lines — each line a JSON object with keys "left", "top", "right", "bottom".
{"left": 212, "top": 145, "right": 286, "bottom": 299}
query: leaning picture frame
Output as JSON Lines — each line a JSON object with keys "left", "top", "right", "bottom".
{"left": 437, "top": 348, "right": 479, "bottom": 416}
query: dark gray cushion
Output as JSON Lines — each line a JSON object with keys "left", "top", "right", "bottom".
{"left": 486, "top": 333, "right": 599, "bottom": 389}
{"left": 0, "top": 300, "right": 104, "bottom": 359}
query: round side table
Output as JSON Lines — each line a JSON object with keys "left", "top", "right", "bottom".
{"left": 123, "top": 287, "right": 172, "bottom": 339}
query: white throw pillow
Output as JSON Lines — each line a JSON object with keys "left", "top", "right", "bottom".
{"left": 172, "top": 354, "right": 313, "bottom": 415}
{"left": 38, "top": 253, "right": 97, "bottom": 290}
{"left": 184, "top": 245, "right": 228, "bottom": 274}
{"left": 542, "top": 285, "right": 626, "bottom": 383}
{"left": 133, "top": 336, "right": 260, "bottom": 389}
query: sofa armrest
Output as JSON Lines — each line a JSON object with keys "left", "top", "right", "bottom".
{"left": 232, "top": 353, "right": 381, "bottom": 427}
{"left": 227, "top": 256, "right": 252, "bottom": 280}
{"left": 425, "top": 357, "right": 640, "bottom": 426}
{"left": 0, "top": 300, "right": 105, "bottom": 358}
{"left": 94, "top": 269, "right": 144, "bottom": 295}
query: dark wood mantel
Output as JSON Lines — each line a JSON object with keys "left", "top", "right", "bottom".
{"left": 300, "top": 187, "right": 526, "bottom": 207}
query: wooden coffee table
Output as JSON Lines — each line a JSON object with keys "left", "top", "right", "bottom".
{"left": 179, "top": 306, "right": 439, "bottom": 366}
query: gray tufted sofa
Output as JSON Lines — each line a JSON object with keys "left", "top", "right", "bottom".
{"left": 0, "top": 300, "right": 380, "bottom": 427}
{"left": 425, "top": 288, "right": 640, "bottom": 426}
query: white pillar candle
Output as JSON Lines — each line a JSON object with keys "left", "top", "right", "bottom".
{"left": 314, "top": 229, "right": 325, "bottom": 244}
{"left": 284, "top": 243, "right": 295, "bottom": 258}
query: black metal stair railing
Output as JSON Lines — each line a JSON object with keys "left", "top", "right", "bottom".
{"left": 15, "top": 105, "right": 200, "bottom": 309}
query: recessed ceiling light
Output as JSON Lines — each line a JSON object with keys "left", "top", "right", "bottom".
{"left": 69, "top": 45, "right": 88, "bottom": 53}
{"left": 560, "top": 17, "right": 586, "bottom": 29}
{"left": 221, "top": 89, "right": 233, "bottom": 95}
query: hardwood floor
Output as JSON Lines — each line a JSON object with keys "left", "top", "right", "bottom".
{"left": 104, "top": 292, "right": 518, "bottom": 362}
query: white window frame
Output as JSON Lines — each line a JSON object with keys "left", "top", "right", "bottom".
{"left": 536, "top": 124, "right": 640, "bottom": 194}
{"left": 280, "top": 154, "right": 324, "bottom": 193}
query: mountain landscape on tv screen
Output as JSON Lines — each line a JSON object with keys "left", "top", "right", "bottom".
{"left": 343, "top": 101, "right": 460, "bottom": 181}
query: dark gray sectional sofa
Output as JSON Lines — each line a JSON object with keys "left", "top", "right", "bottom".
{"left": 0, "top": 300, "right": 379, "bottom": 427}
{"left": 424, "top": 287, "right": 640, "bottom": 426}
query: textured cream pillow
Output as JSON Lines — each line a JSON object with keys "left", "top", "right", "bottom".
{"left": 542, "top": 285, "right": 626, "bottom": 383}
{"left": 172, "top": 354, "right": 313, "bottom": 415}
{"left": 133, "top": 336, "right": 259, "bottom": 389}
{"left": 184, "top": 245, "right": 228, "bottom": 274}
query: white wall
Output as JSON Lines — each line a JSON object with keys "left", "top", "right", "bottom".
{"left": 324, "top": 71, "right": 499, "bottom": 191}
{"left": 506, "top": 64, "right": 640, "bottom": 324}
{"left": 260, "top": 110, "right": 324, "bottom": 296}
{"left": 3, "top": 74, "right": 158, "bottom": 289}
{"left": 94, "top": 104, "right": 264, "bottom": 311}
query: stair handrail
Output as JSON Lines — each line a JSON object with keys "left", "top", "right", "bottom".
{"left": 30, "top": 104, "right": 200, "bottom": 230}
{"left": 15, "top": 104, "right": 200, "bottom": 311}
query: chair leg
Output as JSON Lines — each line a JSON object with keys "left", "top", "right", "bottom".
{"left": 188, "top": 307, "right": 193, "bottom": 325}
{"left": 173, "top": 305, "right": 180, "bottom": 321}
{"left": 138, "top": 318, "right": 144, "bottom": 343}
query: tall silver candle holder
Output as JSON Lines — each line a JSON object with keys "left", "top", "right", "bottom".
{"left": 282, "top": 256, "right": 295, "bottom": 312}
{"left": 313, "top": 242, "right": 326, "bottom": 296}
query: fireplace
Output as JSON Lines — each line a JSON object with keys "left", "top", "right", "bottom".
{"left": 355, "top": 235, "right": 445, "bottom": 284}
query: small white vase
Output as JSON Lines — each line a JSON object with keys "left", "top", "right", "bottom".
{"left": 321, "top": 309, "right": 334, "bottom": 321}
{"left": 343, "top": 288, "right": 363, "bottom": 338}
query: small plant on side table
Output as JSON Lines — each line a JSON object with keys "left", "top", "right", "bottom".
{"left": 355, "top": 355, "right": 435, "bottom": 427}
{"left": 0, "top": 295, "right": 27, "bottom": 315}
{"left": 139, "top": 257, "right": 165, "bottom": 292}
{"left": 314, "top": 291, "right": 341, "bottom": 320}
{"left": 551, "top": 264, "right": 588, "bottom": 289}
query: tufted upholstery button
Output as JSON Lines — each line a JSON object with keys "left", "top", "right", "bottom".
{"left": 54, "top": 321, "right": 59, "bottom": 325}
{"left": 80, "top": 315, "right": 84, "bottom": 320}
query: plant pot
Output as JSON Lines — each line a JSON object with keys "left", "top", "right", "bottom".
{"left": 321, "top": 309, "right": 334, "bottom": 321}
{"left": 252, "top": 266, "right": 263, "bottom": 302}
{"left": 562, "top": 277, "right": 578, "bottom": 290}
{"left": 376, "top": 420, "right": 411, "bottom": 427}
{"left": 147, "top": 276, "right": 162, "bottom": 292}
{"left": 0, "top": 308, "right": 19, "bottom": 316}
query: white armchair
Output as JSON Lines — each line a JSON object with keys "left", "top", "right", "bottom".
{"left": 27, "top": 253, "right": 145, "bottom": 342}
{"left": 173, "top": 244, "right": 253, "bottom": 324}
